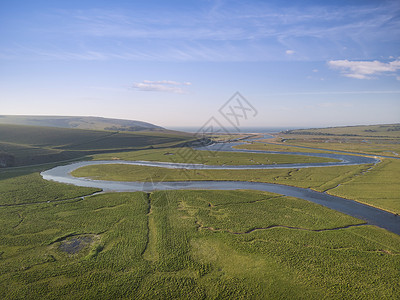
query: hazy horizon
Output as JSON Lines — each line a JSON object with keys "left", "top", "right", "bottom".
{"left": 0, "top": 114, "right": 398, "bottom": 132}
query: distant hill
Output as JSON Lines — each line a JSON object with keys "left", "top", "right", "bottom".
{"left": 0, "top": 123, "right": 196, "bottom": 167}
{"left": 282, "top": 123, "right": 400, "bottom": 138}
{"left": 0, "top": 115, "right": 165, "bottom": 132}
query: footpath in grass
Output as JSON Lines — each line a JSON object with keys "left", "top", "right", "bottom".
{"left": 1, "top": 190, "right": 399, "bottom": 299}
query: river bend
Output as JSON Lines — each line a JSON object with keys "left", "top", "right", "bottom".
{"left": 41, "top": 140, "right": 400, "bottom": 235}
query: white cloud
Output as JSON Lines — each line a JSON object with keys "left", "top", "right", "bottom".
{"left": 328, "top": 59, "right": 400, "bottom": 79}
{"left": 142, "top": 80, "right": 191, "bottom": 86}
{"left": 285, "top": 50, "right": 295, "bottom": 55}
{"left": 132, "top": 80, "right": 192, "bottom": 93}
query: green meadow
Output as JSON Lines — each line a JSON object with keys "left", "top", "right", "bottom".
{"left": 1, "top": 123, "right": 400, "bottom": 298}
{"left": 92, "top": 147, "right": 338, "bottom": 165}
{"left": 0, "top": 167, "right": 100, "bottom": 206}
{"left": 1, "top": 190, "right": 399, "bottom": 299}
{"left": 277, "top": 123, "right": 400, "bottom": 157}
{"left": 72, "top": 157, "right": 400, "bottom": 214}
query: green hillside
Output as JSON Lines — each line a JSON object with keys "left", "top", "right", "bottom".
{"left": 0, "top": 124, "right": 195, "bottom": 167}
{"left": 0, "top": 115, "right": 167, "bottom": 132}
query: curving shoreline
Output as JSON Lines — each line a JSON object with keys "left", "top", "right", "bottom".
{"left": 41, "top": 139, "right": 400, "bottom": 235}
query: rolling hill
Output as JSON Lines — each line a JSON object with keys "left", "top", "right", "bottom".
{"left": 0, "top": 123, "right": 196, "bottom": 167}
{"left": 0, "top": 115, "right": 165, "bottom": 132}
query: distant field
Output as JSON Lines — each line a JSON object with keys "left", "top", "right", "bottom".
{"left": 274, "top": 124, "right": 400, "bottom": 157}
{"left": 283, "top": 123, "right": 400, "bottom": 138}
{"left": 236, "top": 138, "right": 400, "bottom": 158}
{"left": 207, "top": 133, "right": 253, "bottom": 142}
{"left": 1, "top": 190, "right": 399, "bottom": 299}
{"left": 0, "top": 124, "right": 195, "bottom": 167}
{"left": 232, "top": 126, "right": 400, "bottom": 213}
{"left": 234, "top": 142, "right": 331, "bottom": 153}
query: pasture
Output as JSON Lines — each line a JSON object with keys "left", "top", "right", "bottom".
{"left": 1, "top": 190, "right": 399, "bottom": 299}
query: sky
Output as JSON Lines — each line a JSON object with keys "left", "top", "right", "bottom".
{"left": 0, "top": 0, "right": 399, "bottom": 130}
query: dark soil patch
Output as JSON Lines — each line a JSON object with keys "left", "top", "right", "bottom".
{"left": 59, "top": 235, "right": 95, "bottom": 254}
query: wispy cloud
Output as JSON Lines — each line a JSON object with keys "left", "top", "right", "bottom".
{"left": 132, "top": 80, "right": 191, "bottom": 94}
{"left": 2, "top": 1, "right": 399, "bottom": 62}
{"left": 328, "top": 59, "right": 400, "bottom": 79}
{"left": 267, "top": 90, "right": 400, "bottom": 96}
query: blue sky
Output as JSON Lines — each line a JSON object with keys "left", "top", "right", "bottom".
{"left": 0, "top": 0, "right": 399, "bottom": 129}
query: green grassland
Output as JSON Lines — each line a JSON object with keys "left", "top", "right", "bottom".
{"left": 1, "top": 190, "right": 399, "bottom": 299}
{"left": 71, "top": 158, "right": 400, "bottom": 215}
{"left": 280, "top": 137, "right": 400, "bottom": 157}
{"left": 1, "top": 122, "right": 400, "bottom": 298}
{"left": 92, "top": 147, "right": 338, "bottom": 165}
{"left": 206, "top": 133, "right": 254, "bottom": 142}
{"left": 0, "top": 124, "right": 195, "bottom": 167}
{"left": 283, "top": 123, "right": 400, "bottom": 138}
{"left": 226, "top": 128, "right": 400, "bottom": 214}
{"left": 241, "top": 138, "right": 400, "bottom": 157}
{"left": 0, "top": 115, "right": 168, "bottom": 132}
{"left": 71, "top": 161, "right": 369, "bottom": 190}
{"left": 275, "top": 124, "right": 400, "bottom": 157}
{"left": 233, "top": 142, "right": 332, "bottom": 153}
{"left": 327, "top": 158, "right": 400, "bottom": 214}
{"left": 0, "top": 167, "right": 100, "bottom": 206}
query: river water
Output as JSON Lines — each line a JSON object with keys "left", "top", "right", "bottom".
{"left": 41, "top": 138, "right": 400, "bottom": 235}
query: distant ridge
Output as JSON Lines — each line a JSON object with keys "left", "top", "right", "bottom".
{"left": 0, "top": 115, "right": 165, "bottom": 132}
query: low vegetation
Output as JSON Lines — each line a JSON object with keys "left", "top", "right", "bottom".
{"left": 71, "top": 162, "right": 370, "bottom": 191}
{"left": 1, "top": 190, "right": 399, "bottom": 299}
{"left": 328, "top": 158, "right": 400, "bottom": 214}
{"left": 1, "top": 122, "right": 399, "bottom": 298}
{"left": 0, "top": 166, "right": 100, "bottom": 206}
{"left": 276, "top": 124, "right": 400, "bottom": 157}
{"left": 92, "top": 147, "right": 338, "bottom": 165}
{"left": 283, "top": 123, "right": 400, "bottom": 138}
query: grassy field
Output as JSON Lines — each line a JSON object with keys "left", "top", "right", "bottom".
{"left": 327, "top": 158, "right": 400, "bottom": 214}
{"left": 1, "top": 122, "right": 400, "bottom": 298}
{"left": 273, "top": 124, "right": 400, "bottom": 157}
{"left": 282, "top": 123, "right": 400, "bottom": 138}
{"left": 1, "top": 189, "right": 399, "bottom": 299}
{"left": 234, "top": 142, "right": 333, "bottom": 153}
{"left": 206, "top": 133, "right": 254, "bottom": 142}
{"left": 240, "top": 139, "right": 400, "bottom": 157}
{"left": 91, "top": 147, "right": 338, "bottom": 165}
{"left": 0, "top": 124, "right": 195, "bottom": 167}
{"left": 71, "top": 157, "right": 400, "bottom": 215}
{"left": 71, "top": 161, "right": 369, "bottom": 190}
{"left": 231, "top": 125, "right": 400, "bottom": 213}
{"left": 0, "top": 166, "right": 101, "bottom": 206}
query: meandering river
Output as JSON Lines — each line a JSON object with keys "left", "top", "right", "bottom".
{"left": 41, "top": 137, "right": 400, "bottom": 235}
